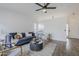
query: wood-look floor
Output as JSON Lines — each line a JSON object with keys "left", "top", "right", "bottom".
{"left": 52, "top": 38, "right": 79, "bottom": 56}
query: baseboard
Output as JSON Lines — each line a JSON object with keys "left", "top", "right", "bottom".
{"left": 68, "top": 37, "right": 79, "bottom": 40}
{"left": 53, "top": 39, "right": 66, "bottom": 42}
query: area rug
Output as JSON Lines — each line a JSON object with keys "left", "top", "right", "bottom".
{"left": 2, "top": 42, "right": 56, "bottom": 56}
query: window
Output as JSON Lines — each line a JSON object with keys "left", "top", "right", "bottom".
{"left": 38, "top": 24, "right": 44, "bottom": 31}
{"left": 33, "top": 23, "right": 44, "bottom": 32}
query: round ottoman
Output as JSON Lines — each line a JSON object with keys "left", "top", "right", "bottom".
{"left": 30, "top": 41, "right": 43, "bottom": 51}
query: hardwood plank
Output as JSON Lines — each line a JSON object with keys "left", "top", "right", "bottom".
{"left": 52, "top": 39, "right": 79, "bottom": 56}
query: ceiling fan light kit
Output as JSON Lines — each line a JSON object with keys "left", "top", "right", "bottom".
{"left": 42, "top": 9, "right": 47, "bottom": 13}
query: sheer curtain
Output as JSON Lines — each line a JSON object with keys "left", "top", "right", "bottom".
{"left": 0, "top": 24, "right": 7, "bottom": 41}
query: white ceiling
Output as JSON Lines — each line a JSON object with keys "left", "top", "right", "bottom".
{"left": 0, "top": 3, "right": 79, "bottom": 20}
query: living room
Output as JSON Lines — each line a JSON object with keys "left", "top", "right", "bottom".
{"left": 0, "top": 3, "right": 79, "bottom": 56}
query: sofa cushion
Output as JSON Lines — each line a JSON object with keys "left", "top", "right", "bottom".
{"left": 15, "top": 36, "right": 33, "bottom": 46}
{"left": 9, "top": 32, "right": 17, "bottom": 39}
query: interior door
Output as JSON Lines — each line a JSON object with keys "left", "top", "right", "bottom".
{"left": 68, "top": 14, "right": 79, "bottom": 39}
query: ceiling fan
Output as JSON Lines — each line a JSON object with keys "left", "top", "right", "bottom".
{"left": 35, "top": 3, "right": 56, "bottom": 13}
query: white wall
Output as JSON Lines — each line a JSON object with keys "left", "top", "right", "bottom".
{"left": 0, "top": 8, "right": 35, "bottom": 33}
{"left": 37, "top": 16, "right": 67, "bottom": 41}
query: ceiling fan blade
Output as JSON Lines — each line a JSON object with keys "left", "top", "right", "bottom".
{"left": 47, "top": 7, "right": 56, "bottom": 9}
{"left": 35, "top": 3, "right": 44, "bottom": 7}
{"left": 35, "top": 8, "right": 43, "bottom": 11}
{"left": 44, "top": 3, "right": 50, "bottom": 7}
